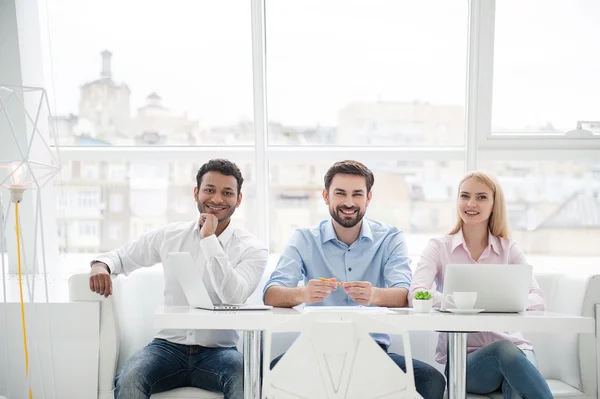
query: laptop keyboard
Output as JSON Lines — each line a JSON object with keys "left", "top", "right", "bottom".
{"left": 217, "top": 303, "right": 245, "bottom": 307}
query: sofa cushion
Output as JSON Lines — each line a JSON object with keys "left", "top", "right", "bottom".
{"left": 486, "top": 379, "right": 585, "bottom": 399}
{"left": 578, "top": 275, "right": 600, "bottom": 396}
{"left": 542, "top": 379, "right": 586, "bottom": 397}
{"left": 112, "top": 267, "right": 167, "bottom": 369}
{"left": 151, "top": 387, "right": 223, "bottom": 398}
{"left": 526, "top": 273, "right": 590, "bottom": 391}
{"left": 111, "top": 269, "right": 229, "bottom": 399}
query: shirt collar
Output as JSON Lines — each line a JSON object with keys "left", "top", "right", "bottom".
{"left": 322, "top": 219, "right": 373, "bottom": 244}
{"left": 322, "top": 220, "right": 338, "bottom": 243}
{"left": 452, "top": 228, "right": 500, "bottom": 255}
{"left": 451, "top": 229, "right": 466, "bottom": 252}
{"left": 194, "top": 219, "right": 235, "bottom": 247}
{"left": 359, "top": 219, "right": 373, "bottom": 242}
{"left": 488, "top": 231, "right": 500, "bottom": 255}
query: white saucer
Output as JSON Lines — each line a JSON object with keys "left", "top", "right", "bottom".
{"left": 447, "top": 308, "right": 485, "bottom": 315}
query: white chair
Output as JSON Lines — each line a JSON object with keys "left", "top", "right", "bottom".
{"left": 262, "top": 312, "right": 423, "bottom": 399}
{"left": 68, "top": 271, "right": 223, "bottom": 399}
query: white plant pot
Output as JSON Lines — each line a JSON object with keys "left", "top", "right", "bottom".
{"left": 413, "top": 299, "right": 432, "bottom": 313}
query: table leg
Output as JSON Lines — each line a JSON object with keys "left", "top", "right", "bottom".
{"left": 243, "top": 330, "right": 263, "bottom": 399}
{"left": 448, "top": 332, "right": 468, "bottom": 399}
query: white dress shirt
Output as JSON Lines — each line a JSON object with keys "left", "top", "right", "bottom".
{"left": 93, "top": 220, "right": 268, "bottom": 348}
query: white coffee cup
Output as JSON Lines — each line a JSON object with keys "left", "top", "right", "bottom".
{"left": 446, "top": 292, "right": 477, "bottom": 310}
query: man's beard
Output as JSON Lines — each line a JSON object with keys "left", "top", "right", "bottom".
{"left": 197, "top": 202, "right": 235, "bottom": 222}
{"left": 329, "top": 205, "right": 364, "bottom": 228}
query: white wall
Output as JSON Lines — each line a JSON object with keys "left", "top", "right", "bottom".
{"left": 0, "top": 302, "right": 99, "bottom": 399}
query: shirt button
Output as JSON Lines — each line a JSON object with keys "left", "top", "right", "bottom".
{"left": 348, "top": 267, "right": 352, "bottom": 271}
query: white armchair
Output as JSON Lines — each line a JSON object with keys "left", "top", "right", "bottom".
{"left": 68, "top": 267, "right": 223, "bottom": 399}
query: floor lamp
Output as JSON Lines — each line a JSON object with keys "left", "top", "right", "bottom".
{"left": 0, "top": 85, "right": 61, "bottom": 399}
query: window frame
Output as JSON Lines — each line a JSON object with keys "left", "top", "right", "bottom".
{"left": 472, "top": 1, "right": 600, "bottom": 151}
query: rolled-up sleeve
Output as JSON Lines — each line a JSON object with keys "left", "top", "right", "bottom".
{"left": 383, "top": 231, "right": 412, "bottom": 290}
{"left": 263, "top": 230, "right": 306, "bottom": 297}
{"left": 510, "top": 243, "right": 545, "bottom": 310}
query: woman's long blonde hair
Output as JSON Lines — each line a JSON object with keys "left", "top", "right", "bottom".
{"left": 449, "top": 170, "right": 510, "bottom": 239}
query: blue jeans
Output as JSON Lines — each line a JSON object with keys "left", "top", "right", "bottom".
{"left": 270, "top": 344, "right": 446, "bottom": 399}
{"left": 446, "top": 340, "right": 553, "bottom": 399}
{"left": 114, "top": 338, "right": 242, "bottom": 399}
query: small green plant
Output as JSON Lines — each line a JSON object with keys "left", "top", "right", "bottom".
{"left": 414, "top": 291, "right": 432, "bottom": 300}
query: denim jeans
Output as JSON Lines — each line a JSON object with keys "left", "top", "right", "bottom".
{"left": 270, "top": 344, "right": 446, "bottom": 399}
{"left": 446, "top": 340, "right": 553, "bottom": 399}
{"left": 114, "top": 338, "right": 243, "bottom": 399}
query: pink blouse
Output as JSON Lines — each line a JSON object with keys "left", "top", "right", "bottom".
{"left": 408, "top": 229, "right": 545, "bottom": 364}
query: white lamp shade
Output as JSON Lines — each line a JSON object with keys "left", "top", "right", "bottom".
{"left": 0, "top": 85, "right": 61, "bottom": 190}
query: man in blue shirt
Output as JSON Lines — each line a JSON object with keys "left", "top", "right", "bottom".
{"left": 264, "top": 160, "right": 445, "bottom": 399}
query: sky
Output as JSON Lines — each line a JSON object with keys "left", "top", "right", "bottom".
{"left": 40, "top": 0, "right": 599, "bottom": 130}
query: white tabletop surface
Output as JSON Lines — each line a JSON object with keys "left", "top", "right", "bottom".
{"left": 155, "top": 306, "right": 595, "bottom": 334}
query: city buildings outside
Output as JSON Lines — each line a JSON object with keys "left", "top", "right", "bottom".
{"left": 53, "top": 52, "right": 600, "bottom": 259}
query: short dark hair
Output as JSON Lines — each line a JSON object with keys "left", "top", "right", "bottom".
{"left": 324, "top": 160, "right": 374, "bottom": 192}
{"left": 196, "top": 159, "right": 244, "bottom": 194}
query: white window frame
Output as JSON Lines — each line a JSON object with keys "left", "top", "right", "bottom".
{"left": 472, "top": 0, "right": 600, "bottom": 151}
{"left": 5, "top": 0, "right": 598, "bottom": 261}
{"left": 78, "top": 191, "right": 97, "bottom": 208}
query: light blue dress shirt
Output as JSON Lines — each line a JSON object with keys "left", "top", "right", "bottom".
{"left": 264, "top": 218, "right": 412, "bottom": 346}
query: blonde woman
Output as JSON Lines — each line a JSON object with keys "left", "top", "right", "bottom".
{"left": 408, "top": 171, "right": 553, "bottom": 399}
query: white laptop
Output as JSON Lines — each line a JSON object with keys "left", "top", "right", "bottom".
{"left": 167, "top": 252, "right": 271, "bottom": 311}
{"left": 440, "top": 264, "right": 532, "bottom": 313}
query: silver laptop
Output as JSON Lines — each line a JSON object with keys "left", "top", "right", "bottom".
{"left": 440, "top": 264, "right": 532, "bottom": 313}
{"left": 167, "top": 252, "right": 271, "bottom": 311}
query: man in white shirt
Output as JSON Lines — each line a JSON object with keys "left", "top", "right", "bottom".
{"left": 88, "top": 159, "right": 268, "bottom": 399}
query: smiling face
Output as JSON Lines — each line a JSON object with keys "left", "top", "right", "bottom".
{"left": 457, "top": 177, "right": 494, "bottom": 227}
{"left": 323, "top": 173, "right": 372, "bottom": 228}
{"left": 194, "top": 171, "right": 242, "bottom": 222}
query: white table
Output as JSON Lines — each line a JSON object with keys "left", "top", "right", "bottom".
{"left": 155, "top": 307, "right": 595, "bottom": 399}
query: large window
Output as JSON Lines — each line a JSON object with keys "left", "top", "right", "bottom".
{"left": 492, "top": 0, "right": 600, "bottom": 134}
{"left": 266, "top": 0, "right": 468, "bottom": 146}
{"left": 46, "top": 0, "right": 254, "bottom": 146}
{"left": 2, "top": 0, "right": 595, "bottom": 279}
